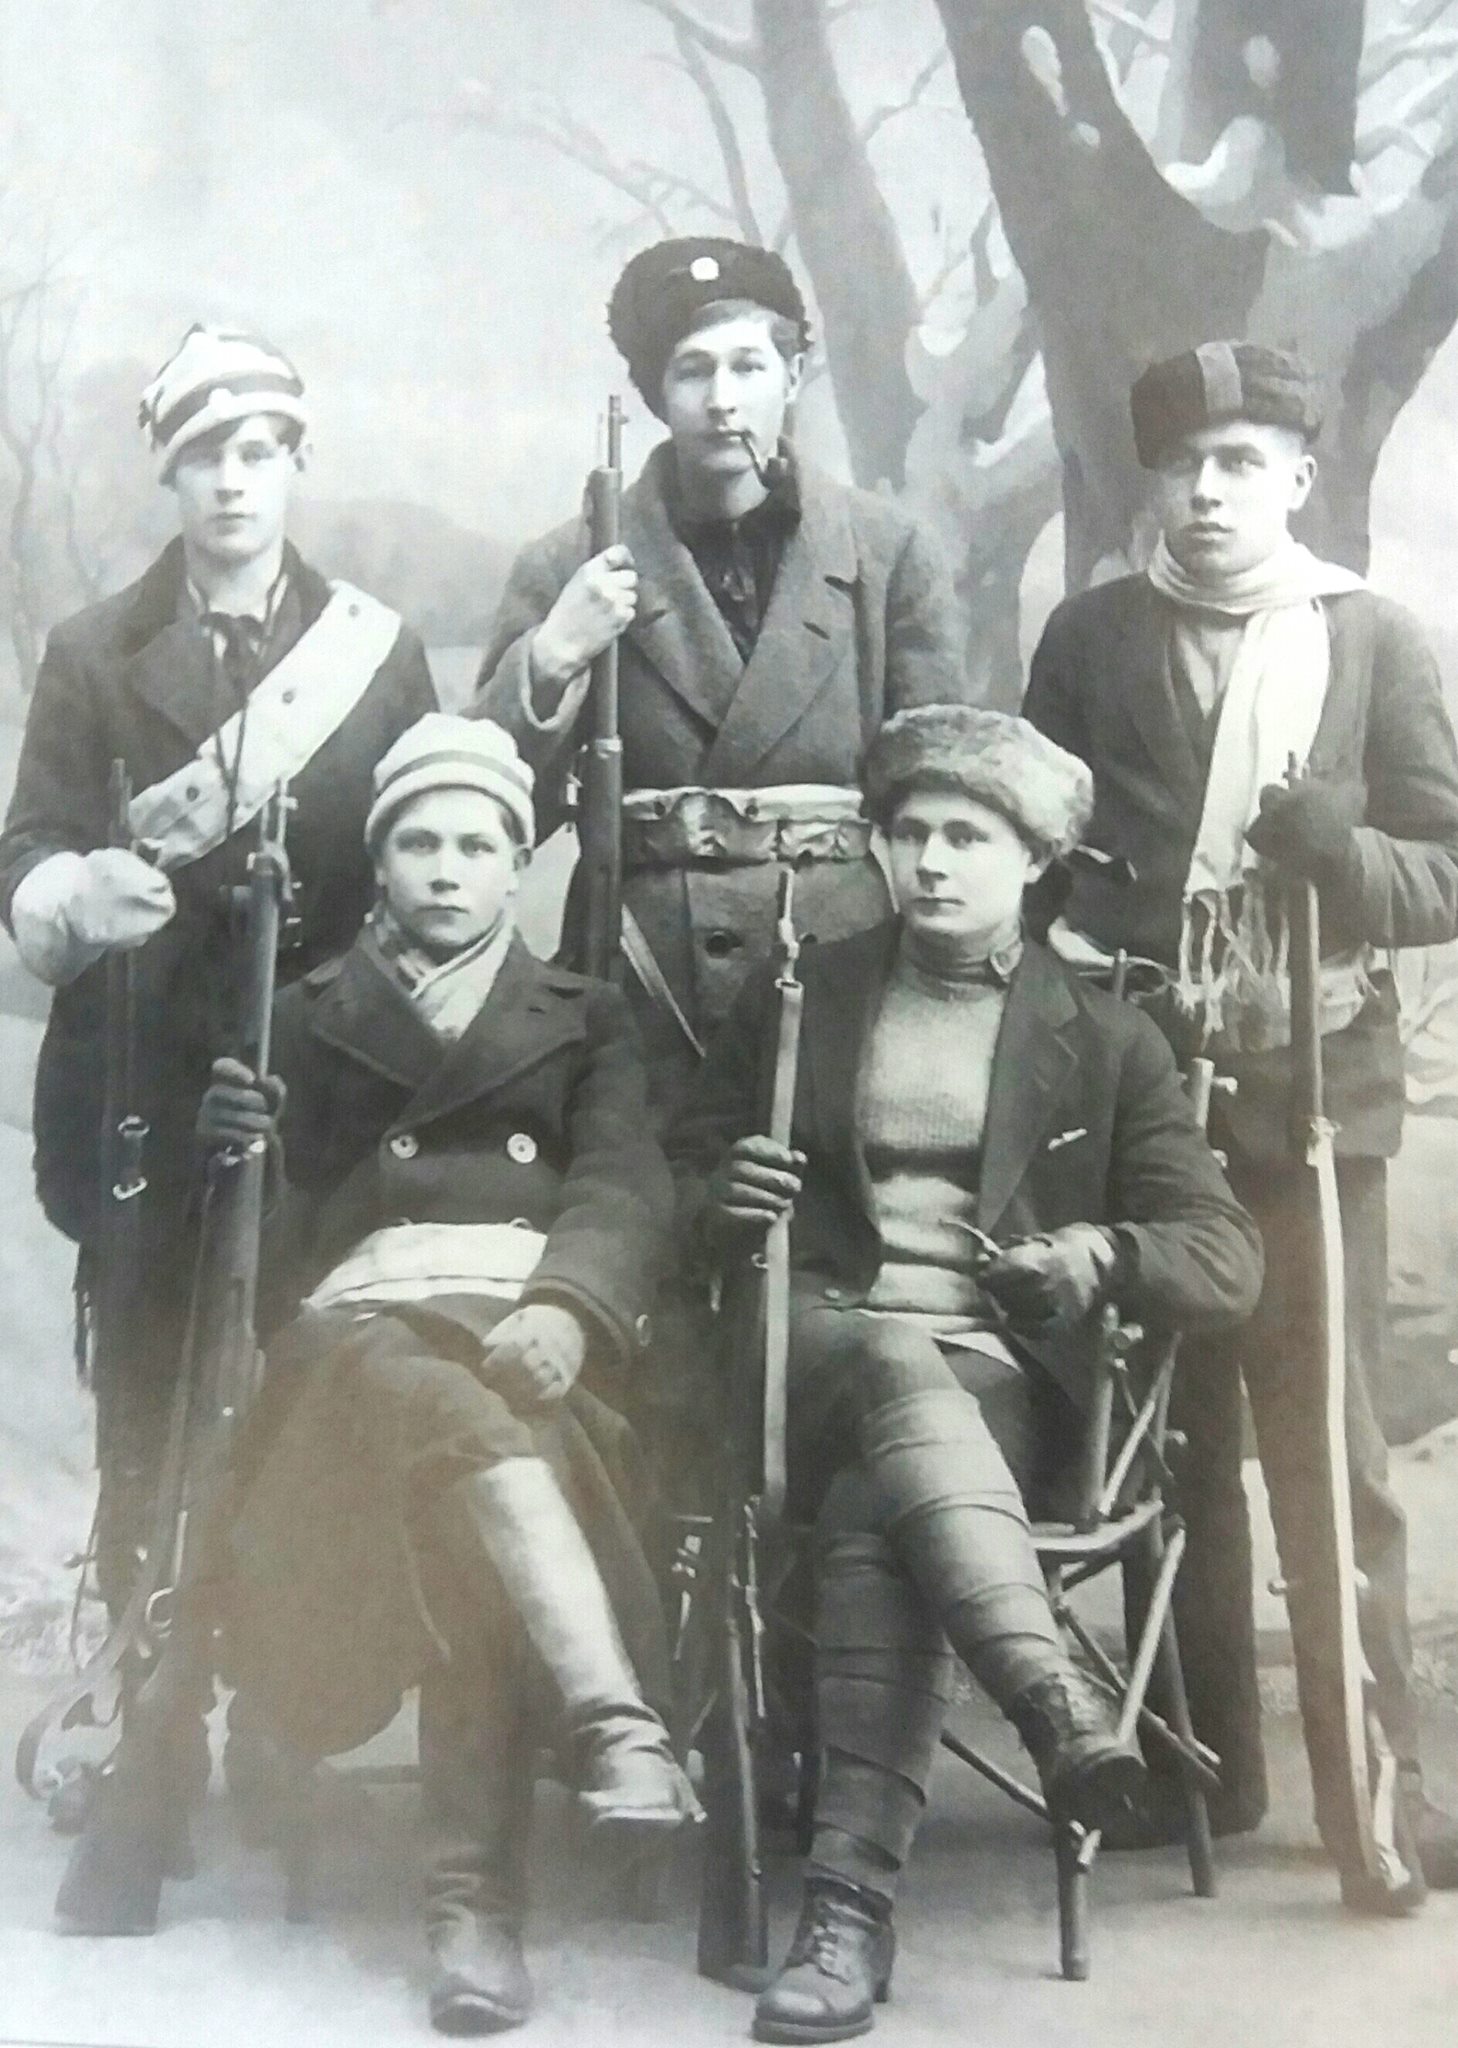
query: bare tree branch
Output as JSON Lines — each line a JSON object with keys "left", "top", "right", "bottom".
{"left": 1089, "top": 0, "right": 1170, "bottom": 48}
{"left": 662, "top": 24, "right": 764, "bottom": 240}
{"left": 632, "top": 0, "right": 757, "bottom": 71}
{"left": 860, "top": 46, "right": 950, "bottom": 149}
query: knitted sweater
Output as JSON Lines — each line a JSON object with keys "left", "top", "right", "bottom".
{"left": 857, "top": 935, "right": 1015, "bottom": 1340}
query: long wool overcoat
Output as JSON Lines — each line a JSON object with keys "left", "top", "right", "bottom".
{"left": 474, "top": 445, "right": 966, "bottom": 1094}
{"left": 222, "top": 933, "right": 674, "bottom": 1757}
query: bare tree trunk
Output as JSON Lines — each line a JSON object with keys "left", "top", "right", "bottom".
{"left": 929, "top": 0, "right": 1265, "bottom": 584}
{"left": 749, "top": 0, "right": 924, "bottom": 489}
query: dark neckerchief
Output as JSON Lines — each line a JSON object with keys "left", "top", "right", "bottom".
{"left": 667, "top": 449, "right": 802, "bottom": 661}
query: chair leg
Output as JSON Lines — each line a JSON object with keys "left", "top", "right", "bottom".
{"left": 1153, "top": 1601, "right": 1217, "bottom": 1899}
{"left": 1055, "top": 1824, "right": 1090, "bottom": 1981}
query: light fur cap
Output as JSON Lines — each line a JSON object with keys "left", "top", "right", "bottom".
{"left": 366, "top": 714, "right": 535, "bottom": 851}
{"left": 862, "top": 705, "right": 1094, "bottom": 860}
{"left": 139, "top": 325, "right": 309, "bottom": 481}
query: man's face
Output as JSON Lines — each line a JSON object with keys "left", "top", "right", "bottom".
{"left": 886, "top": 790, "right": 1044, "bottom": 951}
{"left": 169, "top": 413, "right": 300, "bottom": 570}
{"left": 375, "top": 787, "right": 526, "bottom": 960}
{"left": 660, "top": 313, "right": 802, "bottom": 486}
{"left": 1152, "top": 420, "right": 1316, "bottom": 580}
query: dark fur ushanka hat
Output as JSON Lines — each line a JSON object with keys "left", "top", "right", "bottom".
{"left": 1130, "top": 341, "right": 1322, "bottom": 467}
{"left": 607, "top": 237, "right": 809, "bottom": 417}
{"left": 862, "top": 705, "right": 1094, "bottom": 862}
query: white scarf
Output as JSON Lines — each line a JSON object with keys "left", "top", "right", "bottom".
{"left": 368, "top": 904, "right": 515, "bottom": 1043}
{"left": 1145, "top": 537, "right": 1368, "bottom": 1051}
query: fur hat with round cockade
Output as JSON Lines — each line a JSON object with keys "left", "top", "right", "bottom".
{"left": 861, "top": 705, "right": 1094, "bottom": 862}
{"left": 607, "top": 237, "right": 809, "bottom": 417}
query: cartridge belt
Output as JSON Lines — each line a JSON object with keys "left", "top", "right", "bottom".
{"left": 620, "top": 784, "right": 871, "bottom": 870}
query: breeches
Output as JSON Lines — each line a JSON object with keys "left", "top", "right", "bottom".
{"left": 788, "top": 1307, "right": 1069, "bottom": 1893}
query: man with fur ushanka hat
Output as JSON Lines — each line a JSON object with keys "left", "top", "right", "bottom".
{"left": 669, "top": 705, "right": 1262, "bottom": 2041}
{"left": 1023, "top": 340, "right": 1458, "bottom": 1899}
{"left": 0, "top": 324, "right": 434, "bottom": 1664}
{"left": 476, "top": 236, "right": 966, "bottom": 1123}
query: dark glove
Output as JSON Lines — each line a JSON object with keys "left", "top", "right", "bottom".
{"left": 979, "top": 1224, "right": 1117, "bottom": 1330}
{"left": 480, "top": 1302, "right": 588, "bottom": 1407}
{"left": 198, "top": 1056, "right": 285, "bottom": 1151}
{"left": 1244, "top": 778, "right": 1363, "bottom": 887}
{"left": 705, "top": 1135, "right": 804, "bottom": 1241}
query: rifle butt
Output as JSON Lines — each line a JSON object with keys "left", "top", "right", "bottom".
{"left": 53, "top": 1725, "right": 178, "bottom": 1935}
{"left": 696, "top": 1536, "right": 769, "bottom": 1988}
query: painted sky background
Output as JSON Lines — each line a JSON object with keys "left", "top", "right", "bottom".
{"left": 0, "top": 0, "right": 1454, "bottom": 671}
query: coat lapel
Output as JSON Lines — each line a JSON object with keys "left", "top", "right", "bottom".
{"left": 977, "top": 947, "right": 1080, "bottom": 1232}
{"left": 388, "top": 938, "right": 588, "bottom": 1132}
{"left": 120, "top": 540, "right": 331, "bottom": 752}
{"left": 307, "top": 942, "right": 443, "bottom": 1094}
{"left": 1111, "top": 580, "right": 1208, "bottom": 811}
{"left": 622, "top": 448, "right": 743, "bottom": 733}
{"left": 703, "top": 464, "right": 859, "bottom": 784}
{"left": 802, "top": 921, "right": 898, "bottom": 1219}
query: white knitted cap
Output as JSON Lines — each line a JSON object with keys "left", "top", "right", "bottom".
{"left": 366, "top": 714, "right": 536, "bottom": 851}
{"left": 139, "top": 325, "right": 309, "bottom": 480}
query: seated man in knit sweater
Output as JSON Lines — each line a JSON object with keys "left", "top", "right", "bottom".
{"left": 670, "top": 706, "right": 1264, "bottom": 2044}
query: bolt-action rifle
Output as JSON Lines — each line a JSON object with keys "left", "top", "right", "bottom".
{"left": 697, "top": 867, "right": 804, "bottom": 1986}
{"left": 41, "top": 785, "right": 293, "bottom": 1936}
{"left": 575, "top": 394, "right": 625, "bottom": 983}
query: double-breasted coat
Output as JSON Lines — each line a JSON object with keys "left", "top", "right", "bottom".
{"left": 670, "top": 923, "right": 1262, "bottom": 1429}
{"left": 475, "top": 445, "right": 965, "bottom": 1100}
{"left": 223, "top": 933, "right": 674, "bottom": 1757}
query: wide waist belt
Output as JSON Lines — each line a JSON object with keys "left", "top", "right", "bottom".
{"left": 620, "top": 784, "right": 871, "bottom": 869}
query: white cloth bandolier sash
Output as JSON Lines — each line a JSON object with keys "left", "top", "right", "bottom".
{"left": 128, "top": 582, "right": 401, "bottom": 871}
{"left": 306, "top": 1220, "right": 548, "bottom": 1316}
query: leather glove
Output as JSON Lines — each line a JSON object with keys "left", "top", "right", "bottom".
{"left": 481, "top": 1302, "right": 589, "bottom": 1407}
{"left": 197, "top": 1056, "right": 285, "bottom": 1151}
{"left": 68, "top": 847, "right": 176, "bottom": 949}
{"left": 979, "top": 1223, "right": 1117, "bottom": 1330}
{"left": 1244, "top": 779, "right": 1363, "bottom": 887}
{"left": 706, "top": 1135, "right": 804, "bottom": 1242}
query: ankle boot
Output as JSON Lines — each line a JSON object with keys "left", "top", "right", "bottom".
{"left": 753, "top": 1879, "right": 895, "bottom": 2045}
{"left": 433, "top": 1461, "right": 698, "bottom": 1838}
{"left": 1006, "top": 1667, "right": 1145, "bottom": 1831}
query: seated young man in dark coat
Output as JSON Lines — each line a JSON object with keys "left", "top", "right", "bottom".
{"left": 670, "top": 707, "right": 1264, "bottom": 2044}
{"left": 199, "top": 714, "right": 695, "bottom": 2037}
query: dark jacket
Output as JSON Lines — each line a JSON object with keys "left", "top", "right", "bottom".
{"left": 263, "top": 932, "right": 672, "bottom": 1365}
{"left": 0, "top": 540, "right": 436, "bottom": 1240}
{"left": 474, "top": 447, "right": 966, "bottom": 1085}
{"left": 222, "top": 932, "right": 675, "bottom": 1755}
{"left": 1023, "top": 575, "right": 1458, "bottom": 1157}
{"left": 669, "top": 924, "right": 1263, "bottom": 1413}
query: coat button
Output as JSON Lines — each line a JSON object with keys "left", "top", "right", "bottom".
{"left": 703, "top": 929, "right": 742, "bottom": 959}
{"left": 823, "top": 1286, "right": 844, "bottom": 1303}
{"left": 185, "top": 783, "right": 201, "bottom": 801}
{"left": 281, "top": 687, "right": 296, "bottom": 704}
{"left": 507, "top": 1132, "right": 538, "bottom": 1165}
{"left": 388, "top": 1132, "right": 420, "bottom": 1160}
{"left": 634, "top": 1312, "right": 652, "bottom": 1348}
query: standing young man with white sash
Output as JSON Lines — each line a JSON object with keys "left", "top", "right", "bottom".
{"left": 0, "top": 326, "right": 436, "bottom": 1625}
{"left": 1023, "top": 341, "right": 1458, "bottom": 1898}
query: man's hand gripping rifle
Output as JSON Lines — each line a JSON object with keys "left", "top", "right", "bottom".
{"left": 43, "top": 786, "right": 294, "bottom": 1937}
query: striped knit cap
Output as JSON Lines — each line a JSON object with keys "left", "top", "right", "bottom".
{"left": 139, "top": 325, "right": 309, "bottom": 480}
{"left": 365, "top": 714, "right": 536, "bottom": 852}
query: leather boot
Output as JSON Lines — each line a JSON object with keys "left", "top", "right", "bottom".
{"left": 1006, "top": 1668, "right": 1145, "bottom": 1831}
{"left": 753, "top": 1878, "right": 894, "bottom": 2044}
{"left": 421, "top": 1670, "right": 534, "bottom": 2035}
{"left": 433, "top": 1460, "right": 698, "bottom": 1838}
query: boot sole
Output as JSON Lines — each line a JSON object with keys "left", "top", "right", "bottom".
{"left": 752, "top": 1984, "right": 889, "bottom": 2044}
{"left": 429, "top": 1989, "right": 532, "bottom": 2035}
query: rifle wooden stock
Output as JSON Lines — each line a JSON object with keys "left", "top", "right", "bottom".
{"left": 51, "top": 788, "right": 293, "bottom": 1937}
{"left": 578, "top": 395, "right": 625, "bottom": 983}
{"left": 697, "top": 870, "right": 803, "bottom": 1985}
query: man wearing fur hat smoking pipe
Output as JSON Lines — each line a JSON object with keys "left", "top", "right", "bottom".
{"left": 190, "top": 715, "right": 694, "bottom": 2032}
{"left": 476, "top": 236, "right": 964, "bottom": 1120}
{"left": 670, "top": 707, "right": 1262, "bottom": 2042}
{"left": 0, "top": 327, "right": 435, "bottom": 1636}
{"left": 1023, "top": 341, "right": 1458, "bottom": 1896}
